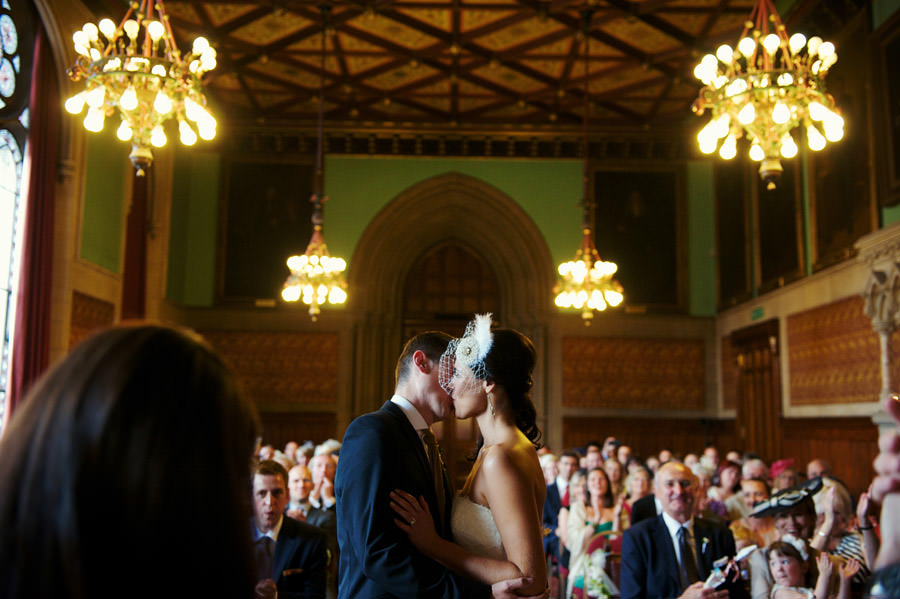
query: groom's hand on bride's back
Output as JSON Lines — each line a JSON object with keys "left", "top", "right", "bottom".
{"left": 490, "top": 577, "right": 550, "bottom": 599}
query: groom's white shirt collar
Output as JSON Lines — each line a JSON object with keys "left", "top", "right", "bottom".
{"left": 390, "top": 394, "right": 428, "bottom": 431}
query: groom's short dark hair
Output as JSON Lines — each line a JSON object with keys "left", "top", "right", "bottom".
{"left": 395, "top": 331, "right": 452, "bottom": 385}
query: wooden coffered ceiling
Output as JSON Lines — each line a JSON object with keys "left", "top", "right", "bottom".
{"left": 80, "top": 0, "right": 852, "bottom": 136}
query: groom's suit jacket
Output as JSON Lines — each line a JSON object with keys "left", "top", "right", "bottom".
{"left": 620, "top": 514, "right": 748, "bottom": 599}
{"left": 335, "top": 400, "right": 460, "bottom": 599}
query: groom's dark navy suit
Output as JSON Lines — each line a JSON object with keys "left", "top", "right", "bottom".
{"left": 620, "top": 514, "right": 747, "bottom": 599}
{"left": 336, "top": 400, "right": 460, "bottom": 599}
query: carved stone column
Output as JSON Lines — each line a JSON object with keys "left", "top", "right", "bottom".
{"left": 856, "top": 223, "right": 900, "bottom": 433}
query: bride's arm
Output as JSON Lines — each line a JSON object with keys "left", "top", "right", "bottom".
{"left": 390, "top": 448, "right": 546, "bottom": 595}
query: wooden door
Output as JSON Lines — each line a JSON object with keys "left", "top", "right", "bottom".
{"left": 731, "top": 319, "right": 782, "bottom": 462}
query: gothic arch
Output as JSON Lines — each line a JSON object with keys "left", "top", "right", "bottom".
{"left": 348, "top": 172, "right": 554, "bottom": 415}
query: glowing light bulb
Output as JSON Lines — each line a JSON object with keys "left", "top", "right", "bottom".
{"left": 808, "top": 102, "right": 827, "bottom": 121}
{"left": 84, "top": 86, "right": 105, "bottom": 108}
{"left": 329, "top": 287, "right": 347, "bottom": 304}
{"left": 65, "top": 92, "right": 86, "bottom": 114}
{"left": 806, "top": 124, "right": 826, "bottom": 151}
{"left": 807, "top": 36, "right": 822, "bottom": 56}
{"left": 738, "top": 103, "right": 756, "bottom": 125}
{"left": 119, "top": 85, "right": 138, "bottom": 111}
{"left": 763, "top": 34, "right": 780, "bottom": 55}
{"left": 605, "top": 290, "right": 623, "bottom": 307}
{"left": 150, "top": 126, "right": 167, "bottom": 147}
{"left": 83, "top": 107, "right": 105, "bottom": 132}
{"left": 98, "top": 18, "right": 116, "bottom": 38}
{"left": 738, "top": 37, "right": 756, "bottom": 57}
{"left": 72, "top": 30, "right": 89, "bottom": 47}
{"left": 780, "top": 134, "right": 798, "bottom": 158}
{"left": 153, "top": 91, "right": 172, "bottom": 114}
{"left": 716, "top": 44, "right": 733, "bottom": 64}
{"left": 151, "top": 64, "right": 167, "bottom": 77}
{"left": 719, "top": 133, "right": 737, "bottom": 160}
{"left": 772, "top": 102, "right": 791, "bottom": 124}
{"left": 789, "top": 33, "right": 806, "bottom": 55}
{"left": 818, "top": 41, "right": 835, "bottom": 60}
{"left": 192, "top": 36, "right": 210, "bottom": 55}
{"left": 123, "top": 19, "right": 139, "bottom": 40}
{"left": 712, "top": 114, "right": 730, "bottom": 138}
{"left": 146, "top": 21, "right": 164, "bottom": 42}
{"left": 116, "top": 120, "right": 133, "bottom": 141}
{"left": 83, "top": 22, "right": 99, "bottom": 42}
{"left": 179, "top": 120, "right": 197, "bottom": 146}
{"left": 282, "top": 286, "right": 301, "bottom": 302}
{"left": 749, "top": 144, "right": 765, "bottom": 161}
{"left": 698, "top": 125, "right": 718, "bottom": 154}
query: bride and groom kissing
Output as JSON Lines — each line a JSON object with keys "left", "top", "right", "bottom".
{"left": 335, "top": 314, "right": 550, "bottom": 599}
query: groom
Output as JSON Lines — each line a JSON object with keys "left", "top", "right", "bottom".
{"left": 335, "top": 331, "right": 540, "bottom": 599}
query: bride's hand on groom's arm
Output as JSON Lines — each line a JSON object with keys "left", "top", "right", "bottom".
{"left": 390, "top": 490, "right": 440, "bottom": 552}
{"left": 491, "top": 577, "right": 550, "bottom": 599}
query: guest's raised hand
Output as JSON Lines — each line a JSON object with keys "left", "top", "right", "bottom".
{"left": 856, "top": 488, "right": 873, "bottom": 529}
{"left": 390, "top": 489, "right": 439, "bottom": 550}
{"left": 817, "top": 552, "right": 834, "bottom": 580}
{"left": 872, "top": 394, "right": 900, "bottom": 504}
{"left": 286, "top": 507, "right": 306, "bottom": 521}
{"left": 840, "top": 558, "right": 861, "bottom": 581}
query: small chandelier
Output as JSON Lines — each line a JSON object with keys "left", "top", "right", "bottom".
{"left": 691, "top": 0, "right": 843, "bottom": 189}
{"left": 553, "top": 10, "right": 624, "bottom": 325}
{"left": 281, "top": 6, "right": 348, "bottom": 321}
{"left": 64, "top": 0, "right": 217, "bottom": 176}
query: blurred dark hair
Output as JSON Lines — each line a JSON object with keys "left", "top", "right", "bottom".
{"left": 255, "top": 459, "right": 290, "bottom": 489}
{"left": 0, "top": 324, "right": 259, "bottom": 599}
{"left": 768, "top": 540, "right": 816, "bottom": 587}
{"left": 395, "top": 331, "right": 452, "bottom": 385}
{"left": 585, "top": 467, "right": 615, "bottom": 508}
{"left": 714, "top": 460, "right": 742, "bottom": 491}
{"left": 482, "top": 328, "right": 542, "bottom": 448}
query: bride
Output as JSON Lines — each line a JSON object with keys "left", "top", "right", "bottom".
{"left": 390, "top": 314, "right": 547, "bottom": 598}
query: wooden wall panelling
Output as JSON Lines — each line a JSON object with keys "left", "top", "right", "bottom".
{"left": 69, "top": 290, "right": 115, "bottom": 349}
{"left": 781, "top": 417, "right": 877, "bottom": 500}
{"left": 562, "top": 337, "right": 706, "bottom": 410}
{"left": 562, "top": 416, "right": 737, "bottom": 462}
{"left": 787, "top": 296, "right": 883, "bottom": 405}
{"left": 721, "top": 335, "right": 738, "bottom": 411}
{"left": 259, "top": 411, "right": 338, "bottom": 451}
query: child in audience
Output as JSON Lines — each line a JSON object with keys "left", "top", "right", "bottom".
{"left": 768, "top": 536, "right": 859, "bottom": 599}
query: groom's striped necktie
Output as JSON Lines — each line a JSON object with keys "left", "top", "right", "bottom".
{"left": 421, "top": 428, "right": 447, "bottom": 527}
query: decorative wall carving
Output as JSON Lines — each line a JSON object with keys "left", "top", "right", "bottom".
{"left": 561, "top": 336, "right": 705, "bottom": 410}
{"left": 200, "top": 330, "right": 339, "bottom": 406}
{"left": 787, "top": 296, "right": 884, "bottom": 405}
{"left": 69, "top": 290, "right": 114, "bottom": 349}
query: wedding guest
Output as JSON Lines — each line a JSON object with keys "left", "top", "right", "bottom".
{"left": 605, "top": 458, "right": 625, "bottom": 502}
{"left": 0, "top": 324, "right": 260, "bottom": 599}
{"left": 566, "top": 467, "right": 616, "bottom": 598}
{"left": 730, "top": 478, "right": 778, "bottom": 551}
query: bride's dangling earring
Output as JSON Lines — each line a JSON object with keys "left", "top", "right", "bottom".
{"left": 488, "top": 392, "right": 495, "bottom": 416}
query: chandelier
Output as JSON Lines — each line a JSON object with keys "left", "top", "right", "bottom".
{"left": 691, "top": 0, "right": 843, "bottom": 189}
{"left": 553, "top": 10, "right": 624, "bottom": 325}
{"left": 64, "top": 0, "right": 217, "bottom": 176}
{"left": 281, "top": 6, "right": 348, "bottom": 321}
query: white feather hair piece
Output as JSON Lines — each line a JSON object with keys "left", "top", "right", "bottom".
{"left": 471, "top": 313, "right": 493, "bottom": 362}
{"left": 438, "top": 313, "right": 494, "bottom": 394}
{"left": 779, "top": 534, "right": 809, "bottom": 561}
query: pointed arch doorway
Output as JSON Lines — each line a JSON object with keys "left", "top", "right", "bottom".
{"left": 348, "top": 172, "right": 555, "bottom": 465}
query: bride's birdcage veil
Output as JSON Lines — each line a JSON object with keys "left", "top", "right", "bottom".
{"left": 439, "top": 313, "right": 493, "bottom": 396}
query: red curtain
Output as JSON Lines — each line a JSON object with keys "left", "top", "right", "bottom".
{"left": 6, "top": 23, "right": 59, "bottom": 417}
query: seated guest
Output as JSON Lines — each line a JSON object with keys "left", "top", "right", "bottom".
{"left": 288, "top": 464, "right": 316, "bottom": 520}
{"left": 622, "top": 467, "right": 653, "bottom": 527}
{"left": 806, "top": 459, "right": 831, "bottom": 481}
{"left": 772, "top": 459, "right": 801, "bottom": 492}
{"left": 726, "top": 458, "right": 770, "bottom": 521}
{"left": 746, "top": 480, "right": 840, "bottom": 599}
{"left": 620, "top": 462, "right": 745, "bottom": 599}
{"left": 605, "top": 457, "right": 626, "bottom": 502}
{"left": 730, "top": 478, "right": 779, "bottom": 551}
{"left": 541, "top": 453, "right": 559, "bottom": 485}
{"left": 309, "top": 453, "right": 337, "bottom": 511}
{"left": 709, "top": 460, "right": 742, "bottom": 505}
{"left": 253, "top": 460, "right": 328, "bottom": 599}
{"left": 545, "top": 451, "right": 579, "bottom": 562}
{"left": 811, "top": 477, "right": 870, "bottom": 585}
{"left": 692, "top": 465, "right": 728, "bottom": 522}
{"left": 618, "top": 444, "right": 633, "bottom": 466}
{"left": 0, "top": 324, "right": 260, "bottom": 599}
{"left": 567, "top": 467, "right": 617, "bottom": 598}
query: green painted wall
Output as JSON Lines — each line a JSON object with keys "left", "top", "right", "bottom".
{"left": 166, "top": 153, "right": 718, "bottom": 315}
{"left": 80, "top": 130, "right": 128, "bottom": 273}
{"left": 686, "top": 161, "right": 716, "bottom": 316}
{"left": 874, "top": 0, "right": 900, "bottom": 29}
{"left": 324, "top": 156, "right": 582, "bottom": 267}
{"left": 167, "top": 150, "right": 220, "bottom": 306}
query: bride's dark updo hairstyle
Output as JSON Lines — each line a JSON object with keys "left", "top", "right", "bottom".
{"left": 473, "top": 328, "right": 543, "bottom": 455}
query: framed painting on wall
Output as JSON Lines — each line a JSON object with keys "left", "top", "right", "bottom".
{"left": 593, "top": 166, "right": 683, "bottom": 309}
{"left": 217, "top": 156, "right": 315, "bottom": 303}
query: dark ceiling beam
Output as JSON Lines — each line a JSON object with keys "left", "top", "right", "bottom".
{"left": 602, "top": 0, "right": 697, "bottom": 47}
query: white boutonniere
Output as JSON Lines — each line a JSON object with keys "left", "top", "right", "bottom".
{"left": 702, "top": 537, "right": 710, "bottom": 553}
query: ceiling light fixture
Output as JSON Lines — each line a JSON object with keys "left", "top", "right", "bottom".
{"left": 281, "top": 5, "right": 348, "bottom": 321}
{"left": 64, "top": 0, "right": 217, "bottom": 176}
{"left": 692, "top": 0, "right": 843, "bottom": 189}
{"left": 554, "top": 10, "right": 624, "bottom": 325}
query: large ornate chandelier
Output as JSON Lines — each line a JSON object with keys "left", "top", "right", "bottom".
{"left": 553, "top": 10, "right": 624, "bottom": 325}
{"left": 691, "top": 0, "right": 843, "bottom": 189}
{"left": 64, "top": 0, "right": 217, "bottom": 176}
{"left": 281, "top": 6, "right": 348, "bottom": 321}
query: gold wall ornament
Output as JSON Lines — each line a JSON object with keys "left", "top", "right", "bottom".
{"left": 64, "top": 0, "right": 217, "bottom": 175}
{"left": 691, "top": 0, "right": 843, "bottom": 189}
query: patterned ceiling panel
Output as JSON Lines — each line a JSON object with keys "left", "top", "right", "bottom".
{"left": 81, "top": 0, "right": 842, "bottom": 132}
